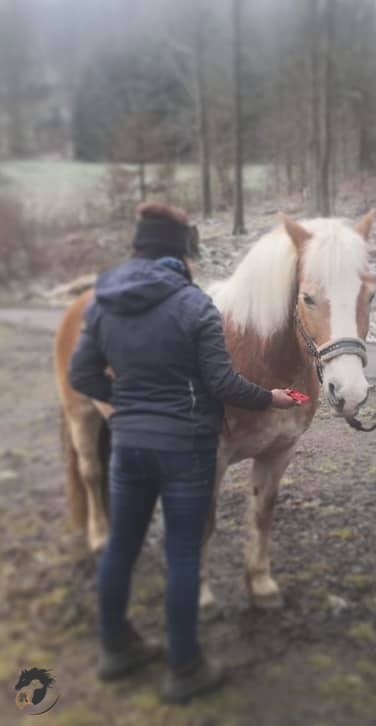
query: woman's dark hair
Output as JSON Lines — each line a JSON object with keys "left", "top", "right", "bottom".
{"left": 131, "top": 202, "right": 195, "bottom": 281}
{"left": 137, "top": 202, "right": 189, "bottom": 226}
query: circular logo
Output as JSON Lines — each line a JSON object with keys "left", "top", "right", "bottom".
{"left": 15, "top": 667, "right": 60, "bottom": 716}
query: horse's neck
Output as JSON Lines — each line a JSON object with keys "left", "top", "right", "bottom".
{"left": 30, "top": 671, "right": 46, "bottom": 689}
{"left": 31, "top": 677, "right": 45, "bottom": 691}
{"left": 32, "top": 682, "right": 47, "bottom": 706}
{"left": 225, "top": 317, "right": 314, "bottom": 391}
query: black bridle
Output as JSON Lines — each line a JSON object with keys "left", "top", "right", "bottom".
{"left": 295, "top": 309, "right": 376, "bottom": 433}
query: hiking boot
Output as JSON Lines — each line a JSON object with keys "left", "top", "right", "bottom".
{"left": 160, "top": 653, "right": 226, "bottom": 704}
{"left": 97, "top": 621, "right": 161, "bottom": 682}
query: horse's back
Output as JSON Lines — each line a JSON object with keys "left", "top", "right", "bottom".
{"left": 54, "top": 289, "right": 94, "bottom": 404}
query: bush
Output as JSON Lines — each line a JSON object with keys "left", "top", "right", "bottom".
{"left": 0, "top": 197, "right": 43, "bottom": 284}
{"left": 105, "top": 165, "right": 138, "bottom": 222}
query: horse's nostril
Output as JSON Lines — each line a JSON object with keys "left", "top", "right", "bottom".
{"left": 329, "top": 382, "right": 345, "bottom": 411}
{"left": 329, "top": 383, "right": 336, "bottom": 397}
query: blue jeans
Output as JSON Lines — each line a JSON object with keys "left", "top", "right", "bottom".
{"left": 98, "top": 445, "right": 217, "bottom": 669}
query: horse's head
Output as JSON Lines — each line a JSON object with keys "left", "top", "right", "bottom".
{"left": 15, "top": 668, "right": 33, "bottom": 691}
{"left": 283, "top": 211, "right": 376, "bottom": 420}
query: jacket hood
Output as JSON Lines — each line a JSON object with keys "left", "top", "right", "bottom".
{"left": 95, "top": 258, "right": 190, "bottom": 314}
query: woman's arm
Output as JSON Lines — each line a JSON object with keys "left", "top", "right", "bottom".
{"left": 196, "top": 300, "right": 292, "bottom": 410}
{"left": 69, "top": 303, "right": 112, "bottom": 404}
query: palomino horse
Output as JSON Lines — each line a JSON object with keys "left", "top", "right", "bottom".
{"left": 54, "top": 212, "right": 375, "bottom": 608}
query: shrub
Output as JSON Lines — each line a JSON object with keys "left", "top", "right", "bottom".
{"left": 0, "top": 197, "right": 43, "bottom": 284}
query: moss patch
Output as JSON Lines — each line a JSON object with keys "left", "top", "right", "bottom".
{"left": 343, "top": 574, "right": 374, "bottom": 592}
{"left": 308, "top": 653, "right": 335, "bottom": 671}
{"left": 347, "top": 622, "right": 376, "bottom": 644}
{"left": 319, "top": 673, "right": 367, "bottom": 709}
{"left": 329, "top": 528, "right": 356, "bottom": 541}
{"left": 51, "top": 706, "right": 103, "bottom": 726}
{"left": 321, "top": 505, "right": 344, "bottom": 517}
{"left": 281, "top": 476, "right": 296, "bottom": 487}
{"left": 356, "top": 659, "right": 376, "bottom": 679}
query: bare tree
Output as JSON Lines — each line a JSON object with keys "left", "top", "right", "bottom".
{"left": 346, "top": 1, "right": 376, "bottom": 173}
{"left": 232, "top": 0, "right": 246, "bottom": 235}
{"left": 194, "top": 10, "right": 212, "bottom": 218}
{"left": 111, "top": 115, "right": 154, "bottom": 202}
{"left": 307, "top": 0, "right": 336, "bottom": 216}
{"left": 0, "top": 0, "right": 33, "bottom": 157}
{"left": 165, "top": 1, "right": 214, "bottom": 217}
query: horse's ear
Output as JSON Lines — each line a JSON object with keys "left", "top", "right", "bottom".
{"left": 355, "top": 209, "right": 375, "bottom": 241}
{"left": 280, "top": 213, "right": 312, "bottom": 252}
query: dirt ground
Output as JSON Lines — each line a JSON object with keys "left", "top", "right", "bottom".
{"left": 2, "top": 316, "right": 376, "bottom": 726}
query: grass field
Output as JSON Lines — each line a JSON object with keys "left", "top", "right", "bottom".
{"left": 0, "top": 159, "right": 271, "bottom": 227}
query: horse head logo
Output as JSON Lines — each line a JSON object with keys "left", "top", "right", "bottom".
{"left": 15, "top": 667, "right": 59, "bottom": 713}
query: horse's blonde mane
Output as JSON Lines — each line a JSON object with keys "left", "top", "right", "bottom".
{"left": 209, "top": 218, "right": 368, "bottom": 339}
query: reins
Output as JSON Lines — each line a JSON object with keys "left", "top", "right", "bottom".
{"left": 345, "top": 417, "right": 376, "bottom": 432}
{"left": 294, "top": 309, "right": 376, "bottom": 433}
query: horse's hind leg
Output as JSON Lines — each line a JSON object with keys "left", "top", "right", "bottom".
{"left": 200, "top": 504, "right": 217, "bottom": 609}
{"left": 69, "top": 400, "right": 110, "bottom": 553}
{"left": 244, "top": 447, "right": 294, "bottom": 609}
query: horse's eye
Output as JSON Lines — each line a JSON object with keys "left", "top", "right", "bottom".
{"left": 369, "top": 293, "right": 375, "bottom": 304}
{"left": 303, "top": 293, "right": 315, "bottom": 306}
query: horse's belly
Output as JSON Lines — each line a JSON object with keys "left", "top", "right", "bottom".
{"left": 224, "top": 408, "right": 311, "bottom": 462}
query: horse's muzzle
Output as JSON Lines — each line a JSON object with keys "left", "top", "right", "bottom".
{"left": 327, "top": 381, "right": 369, "bottom": 419}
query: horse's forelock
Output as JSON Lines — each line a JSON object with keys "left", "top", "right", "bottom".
{"left": 300, "top": 218, "right": 368, "bottom": 290}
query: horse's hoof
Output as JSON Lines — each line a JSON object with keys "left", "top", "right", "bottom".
{"left": 245, "top": 572, "right": 283, "bottom": 610}
{"left": 200, "top": 582, "right": 216, "bottom": 609}
{"left": 88, "top": 530, "right": 108, "bottom": 553}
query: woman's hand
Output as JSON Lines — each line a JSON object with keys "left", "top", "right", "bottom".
{"left": 271, "top": 389, "right": 300, "bottom": 409}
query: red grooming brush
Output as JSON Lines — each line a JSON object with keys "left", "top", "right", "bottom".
{"left": 286, "top": 389, "right": 310, "bottom": 403}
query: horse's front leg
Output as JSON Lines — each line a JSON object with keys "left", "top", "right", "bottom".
{"left": 244, "top": 447, "right": 294, "bottom": 609}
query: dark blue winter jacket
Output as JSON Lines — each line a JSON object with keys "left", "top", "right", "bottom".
{"left": 68, "top": 257, "right": 273, "bottom": 450}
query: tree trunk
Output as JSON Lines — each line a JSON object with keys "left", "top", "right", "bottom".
{"left": 232, "top": 0, "right": 246, "bottom": 235}
{"left": 7, "top": 90, "right": 27, "bottom": 158}
{"left": 139, "top": 162, "right": 146, "bottom": 201}
{"left": 358, "top": 91, "right": 371, "bottom": 171}
{"left": 357, "top": 1, "right": 376, "bottom": 172}
{"left": 307, "top": 0, "right": 336, "bottom": 216}
{"left": 319, "top": 0, "right": 335, "bottom": 215}
{"left": 137, "top": 136, "right": 147, "bottom": 201}
{"left": 195, "top": 18, "right": 212, "bottom": 218}
{"left": 1, "top": 0, "right": 31, "bottom": 157}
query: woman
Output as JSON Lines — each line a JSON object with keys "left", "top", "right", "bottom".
{"left": 69, "top": 202, "right": 296, "bottom": 704}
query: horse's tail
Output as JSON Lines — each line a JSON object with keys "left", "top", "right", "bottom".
{"left": 60, "top": 409, "right": 87, "bottom": 528}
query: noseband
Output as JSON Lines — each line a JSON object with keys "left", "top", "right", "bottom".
{"left": 294, "top": 310, "right": 375, "bottom": 432}
{"left": 294, "top": 312, "right": 367, "bottom": 384}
